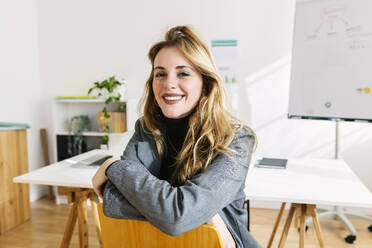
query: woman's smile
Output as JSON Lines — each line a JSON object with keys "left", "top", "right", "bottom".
{"left": 162, "top": 94, "right": 185, "bottom": 104}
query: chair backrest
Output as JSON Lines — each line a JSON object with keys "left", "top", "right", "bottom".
{"left": 97, "top": 204, "right": 223, "bottom": 248}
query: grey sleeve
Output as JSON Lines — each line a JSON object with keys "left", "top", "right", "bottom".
{"left": 102, "top": 120, "right": 146, "bottom": 220}
{"left": 106, "top": 128, "right": 255, "bottom": 236}
{"left": 103, "top": 181, "right": 146, "bottom": 221}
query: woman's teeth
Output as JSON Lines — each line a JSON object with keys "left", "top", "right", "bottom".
{"left": 164, "top": 96, "right": 182, "bottom": 101}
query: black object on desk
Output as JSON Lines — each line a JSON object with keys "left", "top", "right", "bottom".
{"left": 256, "top": 157, "right": 288, "bottom": 169}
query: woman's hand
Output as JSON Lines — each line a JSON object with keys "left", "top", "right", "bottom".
{"left": 206, "top": 214, "right": 236, "bottom": 248}
{"left": 92, "top": 157, "right": 120, "bottom": 199}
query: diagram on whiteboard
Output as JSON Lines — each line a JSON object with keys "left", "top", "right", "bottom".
{"left": 288, "top": 0, "right": 372, "bottom": 121}
{"left": 307, "top": 5, "right": 349, "bottom": 40}
{"left": 305, "top": 2, "right": 372, "bottom": 50}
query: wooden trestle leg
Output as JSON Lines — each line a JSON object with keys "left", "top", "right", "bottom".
{"left": 58, "top": 188, "right": 102, "bottom": 248}
{"left": 267, "top": 203, "right": 325, "bottom": 248}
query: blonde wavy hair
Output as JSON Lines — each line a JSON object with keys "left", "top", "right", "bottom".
{"left": 140, "top": 25, "right": 257, "bottom": 186}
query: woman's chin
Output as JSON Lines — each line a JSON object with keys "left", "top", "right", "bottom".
{"left": 161, "top": 107, "right": 194, "bottom": 119}
{"left": 163, "top": 113, "right": 183, "bottom": 119}
{"left": 162, "top": 111, "right": 187, "bottom": 119}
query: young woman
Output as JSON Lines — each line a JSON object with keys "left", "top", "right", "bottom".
{"left": 92, "top": 26, "right": 261, "bottom": 248}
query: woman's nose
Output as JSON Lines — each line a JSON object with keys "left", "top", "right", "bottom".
{"left": 165, "top": 73, "right": 177, "bottom": 89}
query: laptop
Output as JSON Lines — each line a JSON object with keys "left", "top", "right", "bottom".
{"left": 68, "top": 154, "right": 113, "bottom": 168}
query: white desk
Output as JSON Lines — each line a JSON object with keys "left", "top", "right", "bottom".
{"left": 245, "top": 157, "right": 372, "bottom": 248}
{"left": 14, "top": 149, "right": 110, "bottom": 188}
{"left": 14, "top": 149, "right": 111, "bottom": 248}
{"left": 14, "top": 151, "right": 372, "bottom": 248}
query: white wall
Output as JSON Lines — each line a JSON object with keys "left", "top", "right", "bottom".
{"left": 35, "top": 0, "right": 295, "bottom": 97}
{"left": 0, "top": 0, "right": 47, "bottom": 201}
{"left": 239, "top": 1, "right": 295, "bottom": 77}
{"left": 36, "top": 0, "right": 239, "bottom": 99}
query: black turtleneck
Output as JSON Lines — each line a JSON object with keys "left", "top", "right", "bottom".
{"left": 160, "top": 114, "right": 190, "bottom": 183}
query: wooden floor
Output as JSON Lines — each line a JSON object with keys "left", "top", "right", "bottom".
{"left": 0, "top": 198, "right": 371, "bottom": 247}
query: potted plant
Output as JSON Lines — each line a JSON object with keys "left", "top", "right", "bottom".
{"left": 88, "top": 76, "right": 126, "bottom": 143}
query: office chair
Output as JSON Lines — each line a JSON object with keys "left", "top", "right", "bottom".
{"left": 97, "top": 204, "right": 223, "bottom": 248}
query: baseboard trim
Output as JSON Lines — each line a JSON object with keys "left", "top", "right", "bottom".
{"left": 29, "top": 184, "right": 48, "bottom": 202}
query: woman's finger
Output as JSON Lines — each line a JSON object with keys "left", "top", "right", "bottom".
{"left": 93, "top": 187, "right": 101, "bottom": 199}
{"left": 92, "top": 158, "right": 118, "bottom": 200}
{"left": 92, "top": 177, "right": 99, "bottom": 198}
{"left": 93, "top": 181, "right": 103, "bottom": 199}
{"left": 92, "top": 167, "right": 107, "bottom": 199}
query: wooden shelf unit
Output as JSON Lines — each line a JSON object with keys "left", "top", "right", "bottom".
{"left": 0, "top": 129, "right": 30, "bottom": 234}
{"left": 51, "top": 98, "right": 139, "bottom": 162}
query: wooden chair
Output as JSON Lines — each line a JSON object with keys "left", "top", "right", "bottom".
{"left": 97, "top": 204, "right": 223, "bottom": 248}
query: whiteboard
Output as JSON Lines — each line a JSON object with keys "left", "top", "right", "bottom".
{"left": 288, "top": 0, "right": 372, "bottom": 122}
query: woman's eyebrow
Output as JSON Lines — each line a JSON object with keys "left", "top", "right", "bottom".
{"left": 154, "top": 66, "right": 165, "bottom": 70}
{"left": 154, "top": 65, "right": 193, "bottom": 70}
{"left": 176, "top": 65, "right": 193, "bottom": 70}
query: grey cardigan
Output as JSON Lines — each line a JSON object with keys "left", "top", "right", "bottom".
{"left": 103, "top": 118, "right": 262, "bottom": 248}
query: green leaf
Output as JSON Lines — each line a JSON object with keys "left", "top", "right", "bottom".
{"left": 102, "top": 135, "right": 109, "bottom": 142}
{"left": 104, "top": 112, "right": 111, "bottom": 118}
{"left": 105, "top": 97, "right": 112, "bottom": 104}
{"left": 104, "top": 123, "right": 110, "bottom": 131}
{"left": 118, "top": 104, "right": 126, "bottom": 112}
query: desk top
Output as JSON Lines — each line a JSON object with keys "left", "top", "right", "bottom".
{"left": 13, "top": 149, "right": 109, "bottom": 188}
{"left": 14, "top": 151, "right": 372, "bottom": 209}
{"left": 245, "top": 157, "right": 372, "bottom": 208}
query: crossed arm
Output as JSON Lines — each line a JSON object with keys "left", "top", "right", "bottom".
{"left": 92, "top": 120, "right": 253, "bottom": 247}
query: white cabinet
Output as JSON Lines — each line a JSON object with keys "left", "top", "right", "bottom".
{"left": 51, "top": 98, "right": 139, "bottom": 162}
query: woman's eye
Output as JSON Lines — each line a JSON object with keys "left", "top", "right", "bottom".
{"left": 178, "top": 72, "right": 190, "bottom": 77}
{"left": 155, "top": 72, "right": 166, "bottom": 78}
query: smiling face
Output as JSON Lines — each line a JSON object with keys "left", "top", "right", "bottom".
{"left": 152, "top": 46, "right": 203, "bottom": 119}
